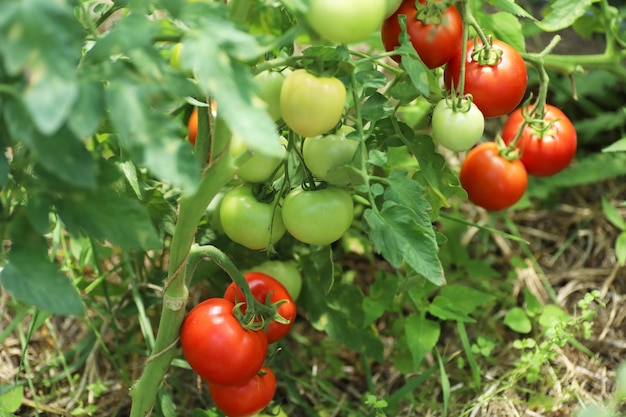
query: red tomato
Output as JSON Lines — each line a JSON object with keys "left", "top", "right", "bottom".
{"left": 444, "top": 39, "right": 528, "bottom": 118}
{"left": 381, "top": 0, "right": 463, "bottom": 69}
{"left": 224, "top": 272, "right": 296, "bottom": 343}
{"left": 209, "top": 367, "right": 277, "bottom": 417}
{"left": 179, "top": 298, "right": 268, "bottom": 386}
{"left": 460, "top": 142, "right": 528, "bottom": 211}
{"left": 501, "top": 104, "right": 577, "bottom": 177}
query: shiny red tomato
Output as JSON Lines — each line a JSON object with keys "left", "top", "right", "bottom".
{"left": 381, "top": 0, "right": 463, "bottom": 68}
{"left": 223, "top": 272, "right": 296, "bottom": 343}
{"left": 444, "top": 39, "right": 528, "bottom": 118}
{"left": 501, "top": 104, "right": 577, "bottom": 177}
{"left": 179, "top": 298, "right": 268, "bottom": 386}
{"left": 209, "top": 367, "right": 276, "bottom": 417}
{"left": 460, "top": 142, "right": 528, "bottom": 211}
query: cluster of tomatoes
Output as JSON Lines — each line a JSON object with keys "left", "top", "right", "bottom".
{"left": 180, "top": 272, "right": 297, "bottom": 417}
{"left": 381, "top": 0, "right": 577, "bottom": 211}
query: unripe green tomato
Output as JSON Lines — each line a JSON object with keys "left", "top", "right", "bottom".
{"left": 230, "top": 136, "right": 288, "bottom": 183}
{"left": 385, "top": 0, "right": 403, "bottom": 18}
{"left": 255, "top": 70, "right": 287, "bottom": 121}
{"left": 249, "top": 260, "right": 302, "bottom": 300}
{"left": 431, "top": 99, "right": 484, "bottom": 152}
{"left": 220, "top": 184, "right": 286, "bottom": 250}
{"left": 306, "top": 0, "right": 386, "bottom": 44}
{"left": 303, "top": 125, "right": 359, "bottom": 185}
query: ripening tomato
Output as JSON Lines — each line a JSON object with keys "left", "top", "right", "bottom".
{"left": 219, "top": 184, "right": 286, "bottom": 250}
{"left": 224, "top": 272, "right": 296, "bottom": 343}
{"left": 501, "top": 104, "right": 577, "bottom": 177}
{"left": 282, "top": 186, "right": 354, "bottom": 246}
{"left": 187, "top": 108, "right": 198, "bottom": 145}
{"left": 460, "top": 142, "right": 528, "bottom": 211}
{"left": 280, "top": 69, "right": 346, "bottom": 138}
{"left": 180, "top": 298, "right": 268, "bottom": 386}
{"left": 302, "top": 125, "right": 360, "bottom": 185}
{"left": 306, "top": 0, "right": 386, "bottom": 45}
{"left": 381, "top": 0, "right": 463, "bottom": 68}
{"left": 444, "top": 38, "right": 528, "bottom": 118}
{"left": 209, "top": 367, "right": 277, "bottom": 417}
{"left": 431, "top": 98, "right": 484, "bottom": 152}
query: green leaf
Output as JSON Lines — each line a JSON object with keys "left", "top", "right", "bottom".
{"left": 438, "top": 285, "right": 496, "bottom": 316}
{"left": 405, "top": 315, "right": 440, "bottom": 369}
{"left": 55, "top": 190, "right": 162, "bottom": 251}
{"left": 602, "top": 137, "right": 626, "bottom": 153}
{"left": 363, "top": 175, "right": 445, "bottom": 286}
{"left": 537, "top": 0, "right": 594, "bottom": 32}
{"left": 181, "top": 10, "right": 284, "bottom": 159}
{"left": 478, "top": 12, "right": 526, "bottom": 52}
{"left": 503, "top": 307, "right": 532, "bottom": 334}
{"left": 0, "top": 153, "right": 8, "bottom": 188}
{"left": 0, "top": 385, "right": 23, "bottom": 413}
{"left": 362, "top": 272, "right": 398, "bottom": 327}
{"left": 0, "top": 0, "right": 83, "bottom": 134}
{"left": 68, "top": 80, "right": 105, "bottom": 139}
{"left": 538, "top": 304, "right": 570, "bottom": 329}
{"left": 428, "top": 295, "right": 475, "bottom": 322}
{"left": 1, "top": 241, "right": 84, "bottom": 317}
{"left": 361, "top": 92, "right": 395, "bottom": 122}
{"left": 575, "top": 404, "right": 610, "bottom": 417}
{"left": 489, "top": 0, "right": 536, "bottom": 20}
{"left": 616, "top": 362, "right": 626, "bottom": 401}
{"left": 615, "top": 231, "right": 626, "bottom": 266}
{"left": 106, "top": 80, "right": 200, "bottom": 193}
{"left": 601, "top": 197, "right": 625, "bottom": 230}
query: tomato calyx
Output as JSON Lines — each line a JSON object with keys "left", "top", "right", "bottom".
{"left": 414, "top": 0, "right": 450, "bottom": 25}
{"left": 495, "top": 136, "right": 522, "bottom": 161}
{"left": 252, "top": 183, "right": 280, "bottom": 205}
{"left": 470, "top": 36, "right": 503, "bottom": 66}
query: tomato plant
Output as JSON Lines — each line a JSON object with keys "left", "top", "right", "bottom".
{"left": 179, "top": 298, "right": 268, "bottom": 386}
{"left": 280, "top": 69, "right": 346, "bottom": 138}
{"left": 224, "top": 272, "right": 296, "bottom": 343}
{"left": 249, "top": 260, "right": 302, "bottom": 300}
{"left": 460, "top": 142, "right": 528, "bottom": 211}
{"left": 230, "top": 135, "right": 287, "bottom": 183}
{"left": 305, "top": 0, "right": 386, "bottom": 45}
{"left": 219, "top": 184, "right": 286, "bottom": 250}
{"left": 302, "top": 125, "right": 360, "bottom": 185}
{"left": 255, "top": 70, "right": 287, "bottom": 122}
{"left": 430, "top": 98, "right": 484, "bottom": 152}
{"left": 209, "top": 367, "right": 276, "bottom": 417}
{"left": 282, "top": 186, "right": 354, "bottom": 246}
{"left": 381, "top": 0, "right": 463, "bottom": 68}
{"left": 444, "top": 38, "right": 528, "bottom": 118}
{"left": 501, "top": 104, "right": 577, "bottom": 177}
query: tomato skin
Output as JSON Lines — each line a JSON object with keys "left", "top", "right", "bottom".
{"left": 381, "top": 0, "right": 463, "bottom": 69}
{"left": 280, "top": 69, "right": 346, "bottom": 138}
{"left": 431, "top": 99, "right": 484, "bottom": 152}
{"left": 230, "top": 136, "right": 287, "bottom": 183}
{"left": 219, "top": 184, "right": 286, "bottom": 250}
{"left": 187, "top": 108, "right": 198, "bottom": 145}
{"left": 501, "top": 105, "right": 577, "bottom": 177}
{"left": 306, "top": 0, "right": 386, "bottom": 45}
{"left": 179, "top": 298, "right": 268, "bottom": 386}
{"left": 444, "top": 39, "right": 528, "bottom": 118}
{"left": 302, "top": 125, "right": 359, "bottom": 185}
{"left": 209, "top": 367, "right": 276, "bottom": 417}
{"left": 249, "top": 260, "right": 302, "bottom": 300}
{"left": 224, "top": 272, "right": 296, "bottom": 343}
{"left": 384, "top": 0, "right": 403, "bottom": 18}
{"left": 460, "top": 142, "right": 528, "bottom": 211}
{"left": 255, "top": 70, "right": 287, "bottom": 122}
{"left": 282, "top": 186, "right": 354, "bottom": 246}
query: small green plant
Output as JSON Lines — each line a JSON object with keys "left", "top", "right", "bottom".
{"left": 576, "top": 362, "right": 626, "bottom": 417}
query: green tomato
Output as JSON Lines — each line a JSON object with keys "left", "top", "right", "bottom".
{"left": 385, "top": 0, "right": 403, "bottom": 18}
{"left": 302, "top": 125, "right": 360, "bottom": 186}
{"left": 248, "top": 260, "right": 302, "bottom": 300}
{"left": 255, "top": 70, "right": 287, "bottom": 121}
{"left": 282, "top": 186, "right": 354, "bottom": 246}
{"left": 306, "top": 0, "right": 386, "bottom": 44}
{"left": 280, "top": 69, "right": 346, "bottom": 138}
{"left": 431, "top": 98, "right": 484, "bottom": 152}
{"left": 230, "top": 135, "right": 287, "bottom": 183}
{"left": 170, "top": 43, "right": 183, "bottom": 70}
{"left": 219, "top": 184, "right": 286, "bottom": 250}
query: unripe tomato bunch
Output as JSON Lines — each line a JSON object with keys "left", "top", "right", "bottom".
{"left": 180, "top": 272, "right": 297, "bottom": 417}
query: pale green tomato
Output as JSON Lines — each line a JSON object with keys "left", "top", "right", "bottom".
{"left": 306, "top": 0, "right": 386, "bottom": 44}
{"left": 385, "top": 0, "right": 403, "bottom": 18}
{"left": 431, "top": 98, "right": 484, "bottom": 152}
{"left": 302, "top": 125, "right": 360, "bottom": 185}
{"left": 255, "top": 70, "right": 287, "bottom": 121}
{"left": 248, "top": 260, "right": 302, "bottom": 300}
{"left": 230, "top": 135, "right": 288, "bottom": 183}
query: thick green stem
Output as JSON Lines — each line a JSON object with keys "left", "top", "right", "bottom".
{"left": 128, "top": 118, "right": 235, "bottom": 417}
